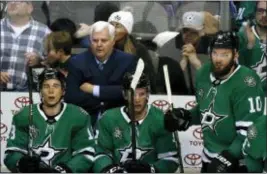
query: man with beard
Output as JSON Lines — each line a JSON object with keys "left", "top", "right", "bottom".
{"left": 4, "top": 68, "right": 96, "bottom": 173}
{"left": 238, "top": 1, "right": 267, "bottom": 94}
{"left": 93, "top": 72, "right": 179, "bottom": 173}
{"left": 164, "top": 31, "right": 265, "bottom": 172}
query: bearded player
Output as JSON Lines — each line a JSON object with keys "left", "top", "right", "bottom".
{"left": 164, "top": 31, "right": 265, "bottom": 172}
{"left": 242, "top": 115, "right": 266, "bottom": 173}
{"left": 93, "top": 72, "right": 179, "bottom": 173}
{"left": 4, "top": 68, "right": 95, "bottom": 173}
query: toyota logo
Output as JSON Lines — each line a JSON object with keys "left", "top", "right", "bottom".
{"left": 152, "top": 100, "right": 171, "bottom": 113}
{"left": 14, "top": 96, "right": 30, "bottom": 109}
{"left": 184, "top": 153, "right": 202, "bottom": 166}
{"left": 193, "top": 127, "right": 203, "bottom": 140}
{"left": 185, "top": 101, "right": 197, "bottom": 110}
{"left": 0, "top": 122, "right": 8, "bottom": 135}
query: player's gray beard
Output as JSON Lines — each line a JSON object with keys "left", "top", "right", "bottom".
{"left": 212, "top": 58, "right": 236, "bottom": 79}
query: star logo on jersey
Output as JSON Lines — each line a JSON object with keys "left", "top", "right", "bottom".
{"left": 247, "top": 125, "right": 257, "bottom": 140}
{"left": 32, "top": 136, "right": 66, "bottom": 166}
{"left": 251, "top": 52, "right": 267, "bottom": 82}
{"left": 118, "top": 144, "right": 153, "bottom": 163}
{"left": 29, "top": 125, "right": 39, "bottom": 139}
{"left": 244, "top": 76, "right": 256, "bottom": 87}
{"left": 113, "top": 127, "right": 122, "bottom": 139}
{"left": 198, "top": 89, "right": 204, "bottom": 99}
{"left": 200, "top": 104, "right": 228, "bottom": 134}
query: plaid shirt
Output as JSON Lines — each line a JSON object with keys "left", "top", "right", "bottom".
{"left": 0, "top": 18, "right": 50, "bottom": 91}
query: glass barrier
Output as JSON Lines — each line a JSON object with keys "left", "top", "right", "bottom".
{"left": 1, "top": 1, "right": 236, "bottom": 94}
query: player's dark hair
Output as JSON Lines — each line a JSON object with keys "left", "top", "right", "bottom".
{"left": 122, "top": 72, "right": 150, "bottom": 92}
{"left": 38, "top": 68, "right": 66, "bottom": 91}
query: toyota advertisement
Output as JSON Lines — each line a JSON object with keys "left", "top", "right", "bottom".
{"left": 0, "top": 92, "right": 40, "bottom": 167}
{"left": 0, "top": 92, "right": 202, "bottom": 168}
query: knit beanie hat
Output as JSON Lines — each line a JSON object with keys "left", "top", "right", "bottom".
{"left": 108, "top": 10, "right": 134, "bottom": 34}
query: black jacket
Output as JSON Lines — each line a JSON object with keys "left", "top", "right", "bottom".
{"left": 155, "top": 56, "right": 189, "bottom": 95}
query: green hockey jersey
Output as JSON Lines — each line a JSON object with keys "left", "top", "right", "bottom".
{"left": 93, "top": 105, "right": 179, "bottom": 173}
{"left": 238, "top": 25, "right": 267, "bottom": 93}
{"left": 242, "top": 115, "right": 266, "bottom": 172}
{"left": 4, "top": 103, "right": 95, "bottom": 173}
{"left": 190, "top": 62, "right": 265, "bottom": 162}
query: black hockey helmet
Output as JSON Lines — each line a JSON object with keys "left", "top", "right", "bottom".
{"left": 38, "top": 68, "right": 66, "bottom": 91}
{"left": 122, "top": 72, "right": 150, "bottom": 91}
{"left": 209, "top": 31, "right": 239, "bottom": 52}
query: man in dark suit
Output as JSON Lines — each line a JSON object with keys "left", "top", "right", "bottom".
{"left": 64, "top": 21, "right": 136, "bottom": 126}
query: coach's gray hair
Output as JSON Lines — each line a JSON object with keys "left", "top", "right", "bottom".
{"left": 90, "top": 21, "right": 115, "bottom": 41}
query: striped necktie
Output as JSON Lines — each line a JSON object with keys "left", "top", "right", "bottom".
{"left": 98, "top": 62, "right": 104, "bottom": 71}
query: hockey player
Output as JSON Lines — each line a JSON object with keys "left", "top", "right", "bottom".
{"left": 4, "top": 68, "right": 95, "bottom": 173}
{"left": 164, "top": 31, "right": 265, "bottom": 172}
{"left": 242, "top": 115, "right": 266, "bottom": 173}
{"left": 93, "top": 72, "right": 179, "bottom": 173}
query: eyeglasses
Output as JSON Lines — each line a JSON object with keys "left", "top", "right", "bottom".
{"left": 256, "top": 8, "right": 267, "bottom": 15}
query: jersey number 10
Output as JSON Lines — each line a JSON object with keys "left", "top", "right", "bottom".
{"left": 248, "top": 96, "right": 263, "bottom": 113}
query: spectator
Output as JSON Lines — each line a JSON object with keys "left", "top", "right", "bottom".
{"left": 177, "top": 11, "right": 219, "bottom": 72}
{"left": 233, "top": 1, "right": 257, "bottom": 31}
{"left": 48, "top": 18, "right": 89, "bottom": 56}
{"left": 74, "top": 2, "right": 119, "bottom": 48}
{"left": 144, "top": 33, "right": 189, "bottom": 95}
{"left": 238, "top": 1, "right": 267, "bottom": 94}
{"left": 174, "top": 11, "right": 219, "bottom": 94}
{"left": 108, "top": 9, "right": 157, "bottom": 94}
{"left": 49, "top": 18, "right": 78, "bottom": 46}
{"left": 64, "top": 21, "right": 136, "bottom": 127}
{"left": 94, "top": 2, "right": 119, "bottom": 22}
{"left": 44, "top": 31, "right": 73, "bottom": 78}
{"left": 0, "top": 1, "right": 50, "bottom": 91}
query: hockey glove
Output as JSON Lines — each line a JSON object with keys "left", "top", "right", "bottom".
{"left": 101, "top": 164, "right": 127, "bottom": 173}
{"left": 122, "top": 160, "right": 157, "bottom": 173}
{"left": 164, "top": 108, "right": 191, "bottom": 132}
{"left": 16, "top": 155, "right": 41, "bottom": 173}
{"left": 38, "top": 163, "right": 72, "bottom": 173}
{"left": 207, "top": 150, "right": 239, "bottom": 173}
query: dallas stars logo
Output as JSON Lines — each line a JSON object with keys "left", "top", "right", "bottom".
{"left": 32, "top": 136, "right": 66, "bottom": 166}
{"left": 114, "top": 15, "right": 121, "bottom": 21}
{"left": 200, "top": 104, "right": 228, "bottom": 134}
{"left": 118, "top": 144, "right": 152, "bottom": 163}
{"left": 251, "top": 52, "right": 267, "bottom": 82}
